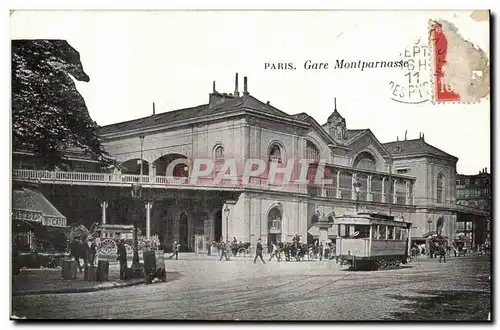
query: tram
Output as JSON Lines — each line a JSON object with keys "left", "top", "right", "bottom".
{"left": 334, "top": 212, "right": 412, "bottom": 270}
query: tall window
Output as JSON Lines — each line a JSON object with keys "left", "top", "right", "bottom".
{"left": 269, "top": 144, "right": 282, "bottom": 163}
{"left": 306, "top": 141, "right": 320, "bottom": 163}
{"left": 437, "top": 173, "right": 444, "bottom": 204}
{"left": 267, "top": 207, "right": 282, "bottom": 231}
{"left": 214, "top": 145, "right": 224, "bottom": 159}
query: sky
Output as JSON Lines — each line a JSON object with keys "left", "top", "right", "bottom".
{"left": 10, "top": 10, "right": 491, "bottom": 175}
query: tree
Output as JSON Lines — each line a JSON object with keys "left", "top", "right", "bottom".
{"left": 12, "top": 39, "right": 113, "bottom": 170}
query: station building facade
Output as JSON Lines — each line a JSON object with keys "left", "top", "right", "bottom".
{"left": 93, "top": 74, "right": 462, "bottom": 250}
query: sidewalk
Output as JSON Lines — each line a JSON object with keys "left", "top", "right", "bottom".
{"left": 12, "top": 263, "right": 144, "bottom": 296}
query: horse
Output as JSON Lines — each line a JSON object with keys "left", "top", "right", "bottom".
{"left": 69, "top": 240, "right": 89, "bottom": 272}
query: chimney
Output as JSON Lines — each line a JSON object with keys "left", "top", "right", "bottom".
{"left": 234, "top": 73, "right": 240, "bottom": 97}
{"left": 213, "top": 81, "right": 216, "bottom": 93}
{"left": 152, "top": 102, "right": 155, "bottom": 115}
{"left": 243, "top": 76, "right": 249, "bottom": 95}
{"left": 404, "top": 130, "right": 407, "bottom": 140}
{"left": 422, "top": 133, "right": 425, "bottom": 140}
{"left": 334, "top": 97, "right": 337, "bottom": 111}
{"left": 397, "top": 136, "right": 399, "bottom": 141}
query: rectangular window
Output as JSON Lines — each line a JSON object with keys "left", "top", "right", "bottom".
{"left": 395, "top": 226, "right": 402, "bottom": 240}
{"left": 466, "top": 222, "right": 473, "bottom": 231}
{"left": 354, "top": 225, "right": 370, "bottom": 238}
{"left": 401, "top": 228, "right": 408, "bottom": 241}
{"left": 339, "top": 224, "right": 350, "bottom": 238}
{"left": 457, "top": 222, "right": 465, "bottom": 232}
{"left": 387, "top": 226, "right": 395, "bottom": 239}
{"left": 372, "top": 225, "right": 379, "bottom": 239}
{"left": 378, "top": 225, "right": 387, "bottom": 239}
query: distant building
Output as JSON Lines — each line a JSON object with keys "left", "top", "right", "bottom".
{"left": 455, "top": 168, "right": 491, "bottom": 245}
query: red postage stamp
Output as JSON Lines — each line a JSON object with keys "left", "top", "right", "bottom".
{"left": 429, "top": 19, "right": 490, "bottom": 103}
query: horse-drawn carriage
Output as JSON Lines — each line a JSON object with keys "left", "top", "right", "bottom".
{"left": 452, "top": 233, "right": 471, "bottom": 257}
{"left": 283, "top": 242, "right": 308, "bottom": 261}
{"left": 89, "top": 223, "right": 160, "bottom": 258}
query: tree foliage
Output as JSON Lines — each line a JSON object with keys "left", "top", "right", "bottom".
{"left": 12, "top": 39, "right": 112, "bottom": 170}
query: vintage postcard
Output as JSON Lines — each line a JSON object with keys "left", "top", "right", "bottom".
{"left": 10, "top": 10, "right": 491, "bottom": 321}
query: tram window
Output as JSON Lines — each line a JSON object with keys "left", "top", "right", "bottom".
{"left": 339, "top": 225, "right": 350, "bottom": 238}
{"left": 372, "top": 225, "right": 379, "bottom": 239}
{"left": 387, "top": 226, "right": 394, "bottom": 239}
{"left": 378, "top": 226, "right": 386, "bottom": 239}
{"left": 401, "top": 228, "right": 408, "bottom": 240}
{"left": 395, "top": 226, "right": 402, "bottom": 240}
{"left": 353, "top": 225, "right": 370, "bottom": 238}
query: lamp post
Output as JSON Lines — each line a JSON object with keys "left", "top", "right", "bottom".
{"left": 223, "top": 205, "right": 230, "bottom": 242}
{"left": 353, "top": 179, "right": 362, "bottom": 213}
{"left": 131, "top": 180, "right": 142, "bottom": 268}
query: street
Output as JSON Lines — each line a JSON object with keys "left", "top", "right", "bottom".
{"left": 11, "top": 255, "right": 491, "bottom": 320}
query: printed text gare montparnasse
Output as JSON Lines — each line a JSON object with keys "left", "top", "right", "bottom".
{"left": 264, "top": 59, "right": 409, "bottom": 71}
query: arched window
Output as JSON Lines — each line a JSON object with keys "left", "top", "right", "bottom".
{"left": 306, "top": 141, "right": 321, "bottom": 163}
{"left": 214, "top": 145, "right": 224, "bottom": 159}
{"left": 269, "top": 144, "right": 282, "bottom": 163}
{"left": 353, "top": 152, "right": 377, "bottom": 171}
{"left": 267, "top": 207, "right": 282, "bottom": 232}
{"left": 437, "top": 173, "right": 444, "bottom": 204}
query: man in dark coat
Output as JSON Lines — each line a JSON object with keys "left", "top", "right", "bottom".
{"left": 254, "top": 238, "right": 266, "bottom": 264}
{"left": 88, "top": 238, "right": 97, "bottom": 266}
{"left": 116, "top": 239, "right": 127, "bottom": 280}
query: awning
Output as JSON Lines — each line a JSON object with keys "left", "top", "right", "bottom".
{"left": 12, "top": 188, "right": 67, "bottom": 228}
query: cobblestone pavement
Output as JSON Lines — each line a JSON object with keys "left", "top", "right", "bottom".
{"left": 11, "top": 255, "right": 491, "bottom": 320}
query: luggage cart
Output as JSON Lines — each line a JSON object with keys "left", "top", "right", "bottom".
{"left": 143, "top": 249, "right": 167, "bottom": 284}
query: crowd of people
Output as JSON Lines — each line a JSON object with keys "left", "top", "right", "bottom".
{"left": 214, "top": 234, "right": 338, "bottom": 263}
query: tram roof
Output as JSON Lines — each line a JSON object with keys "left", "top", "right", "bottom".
{"left": 334, "top": 212, "right": 411, "bottom": 227}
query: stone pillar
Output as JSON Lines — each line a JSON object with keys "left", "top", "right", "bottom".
{"left": 351, "top": 173, "right": 357, "bottom": 200}
{"left": 204, "top": 211, "right": 213, "bottom": 243}
{"left": 336, "top": 171, "right": 341, "bottom": 199}
{"left": 367, "top": 176, "right": 373, "bottom": 201}
{"left": 100, "top": 201, "right": 108, "bottom": 225}
{"left": 393, "top": 179, "right": 398, "bottom": 204}
{"left": 412, "top": 183, "right": 415, "bottom": 205}
{"left": 223, "top": 200, "right": 237, "bottom": 242}
{"left": 145, "top": 202, "right": 153, "bottom": 240}
{"left": 382, "top": 178, "right": 386, "bottom": 203}
{"left": 405, "top": 181, "right": 410, "bottom": 205}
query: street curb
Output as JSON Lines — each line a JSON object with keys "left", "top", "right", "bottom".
{"left": 12, "top": 279, "right": 145, "bottom": 296}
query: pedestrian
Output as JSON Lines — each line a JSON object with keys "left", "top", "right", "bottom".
{"left": 169, "top": 241, "right": 179, "bottom": 260}
{"left": 117, "top": 239, "right": 127, "bottom": 280}
{"left": 268, "top": 241, "right": 279, "bottom": 261}
{"left": 438, "top": 239, "right": 447, "bottom": 263}
{"left": 254, "top": 238, "right": 266, "bottom": 264}
{"left": 88, "top": 237, "right": 97, "bottom": 266}
{"left": 219, "top": 241, "right": 229, "bottom": 261}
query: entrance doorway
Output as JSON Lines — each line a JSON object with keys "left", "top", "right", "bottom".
{"left": 267, "top": 206, "right": 283, "bottom": 253}
{"left": 214, "top": 211, "right": 222, "bottom": 242}
{"left": 178, "top": 212, "right": 189, "bottom": 252}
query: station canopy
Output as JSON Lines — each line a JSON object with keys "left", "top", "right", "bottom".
{"left": 12, "top": 187, "right": 67, "bottom": 228}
